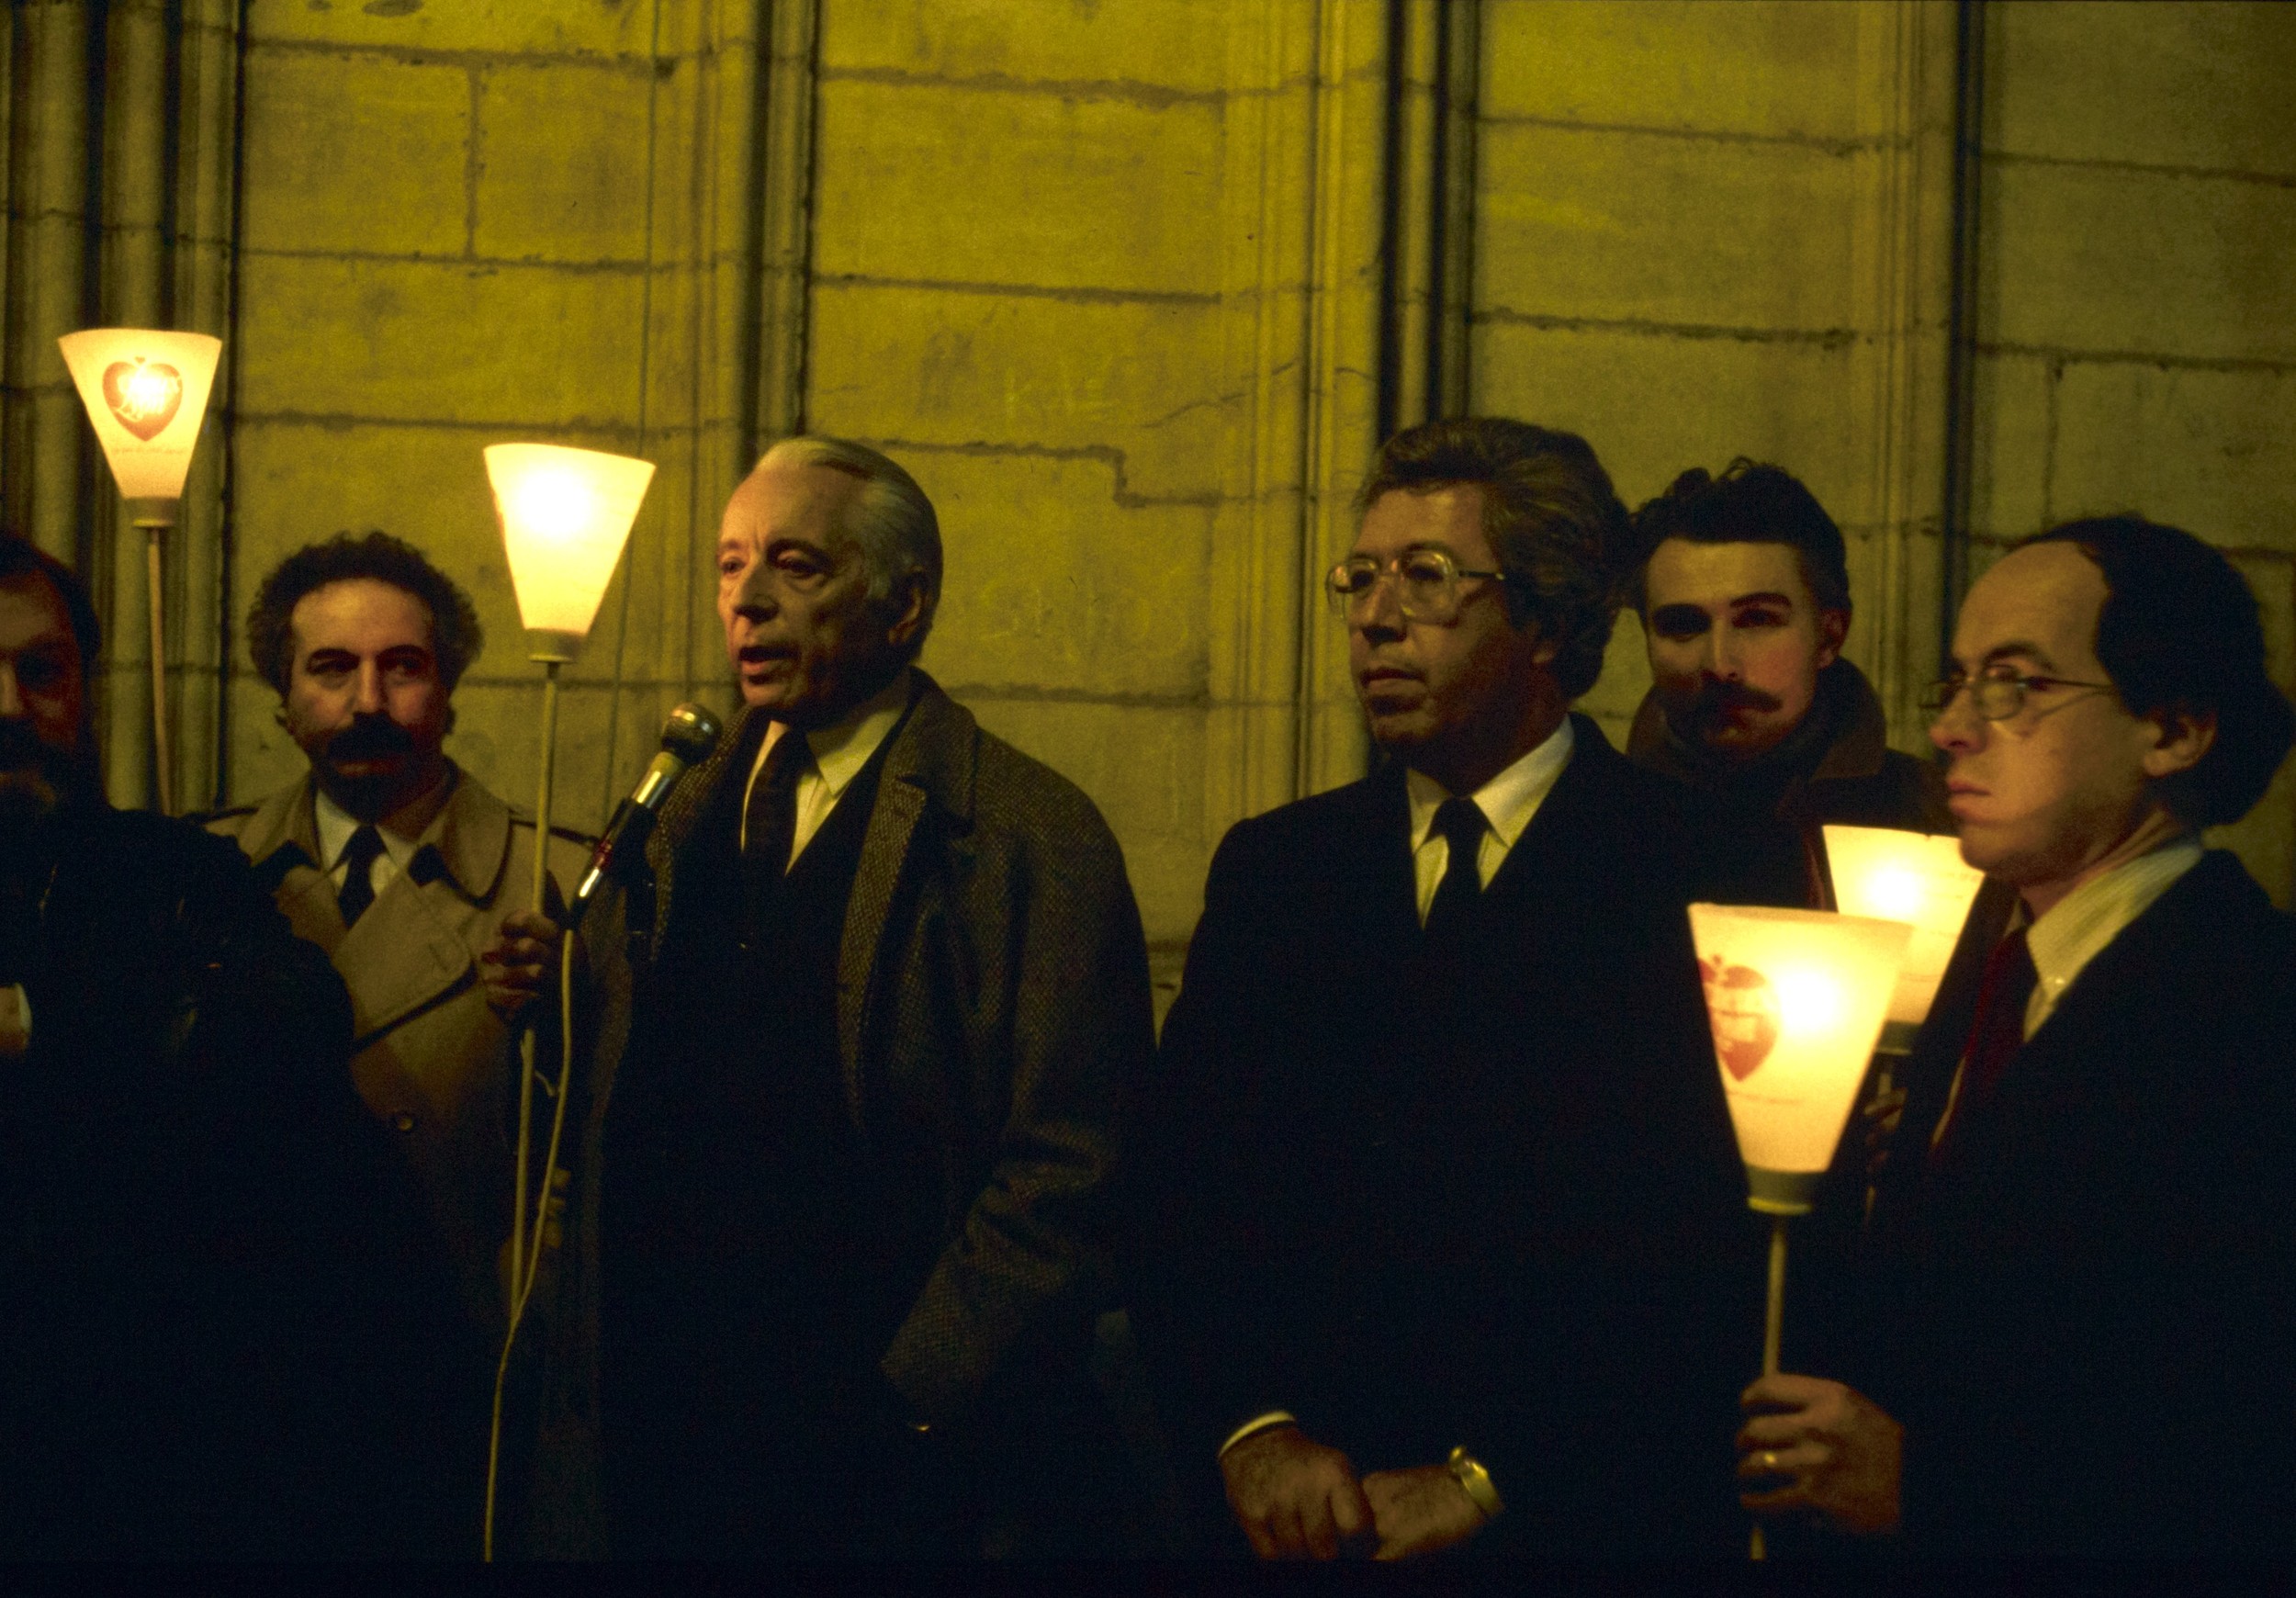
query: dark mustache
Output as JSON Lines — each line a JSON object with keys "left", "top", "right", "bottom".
{"left": 324, "top": 715, "right": 418, "bottom": 760}
{"left": 1691, "top": 680, "right": 1784, "bottom": 717}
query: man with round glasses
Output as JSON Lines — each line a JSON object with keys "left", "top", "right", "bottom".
{"left": 1734, "top": 516, "right": 2296, "bottom": 1558}
{"left": 1133, "top": 417, "right": 1801, "bottom": 1560}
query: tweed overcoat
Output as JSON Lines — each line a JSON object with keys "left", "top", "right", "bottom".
{"left": 521, "top": 672, "right": 1154, "bottom": 1553}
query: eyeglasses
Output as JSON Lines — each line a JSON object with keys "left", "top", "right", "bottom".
{"left": 1919, "top": 669, "right": 2117, "bottom": 721}
{"left": 1325, "top": 548, "right": 1507, "bottom": 624}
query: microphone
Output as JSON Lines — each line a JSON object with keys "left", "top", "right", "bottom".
{"left": 565, "top": 702, "right": 723, "bottom": 928}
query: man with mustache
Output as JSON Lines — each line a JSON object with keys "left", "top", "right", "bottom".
{"left": 1735, "top": 517, "right": 2296, "bottom": 1557}
{"left": 1626, "top": 461, "right": 1949, "bottom": 893}
{"left": 1131, "top": 418, "right": 1801, "bottom": 1560}
{"left": 208, "top": 533, "right": 588, "bottom": 1474}
{"left": 0, "top": 534, "right": 465, "bottom": 1554}
{"left": 521, "top": 436, "right": 1153, "bottom": 1558}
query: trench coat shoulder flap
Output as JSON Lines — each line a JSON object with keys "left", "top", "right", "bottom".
{"left": 212, "top": 771, "right": 517, "bottom": 1043}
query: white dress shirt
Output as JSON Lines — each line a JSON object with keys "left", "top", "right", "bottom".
{"left": 314, "top": 771, "right": 453, "bottom": 905}
{"left": 1402, "top": 715, "right": 1575, "bottom": 924}
{"left": 738, "top": 669, "right": 914, "bottom": 868}
{"left": 2020, "top": 833, "right": 2204, "bottom": 1039}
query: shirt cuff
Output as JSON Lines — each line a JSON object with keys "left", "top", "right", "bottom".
{"left": 1217, "top": 1411, "right": 1298, "bottom": 1460}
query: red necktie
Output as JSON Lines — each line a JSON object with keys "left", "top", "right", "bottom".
{"left": 1929, "top": 926, "right": 2037, "bottom": 1166}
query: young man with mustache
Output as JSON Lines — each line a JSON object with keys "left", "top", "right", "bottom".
{"left": 1131, "top": 418, "right": 1801, "bottom": 1560}
{"left": 0, "top": 535, "right": 464, "bottom": 1554}
{"left": 1734, "top": 517, "right": 2296, "bottom": 1557}
{"left": 1626, "top": 460, "right": 1949, "bottom": 895}
{"left": 208, "top": 532, "right": 589, "bottom": 1528}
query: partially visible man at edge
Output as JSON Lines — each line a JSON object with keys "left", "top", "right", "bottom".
{"left": 1734, "top": 516, "right": 2296, "bottom": 1558}
{"left": 0, "top": 534, "right": 467, "bottom": 1556}
{"left": 1626, "top": 459, "right": 1950, "bottom": 897}
{"left": 516, "top": 436, "right": 1154, "bottom": 1558}
{"left": 1131, "top": 417, "right": 1803, "bottom": 1561}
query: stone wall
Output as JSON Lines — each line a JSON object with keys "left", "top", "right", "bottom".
{"left": 1967, "top": 1, "right": 2296, "bottom": 901}
{"left": 7, "top": 0, "right": 2290, "bottom": 972}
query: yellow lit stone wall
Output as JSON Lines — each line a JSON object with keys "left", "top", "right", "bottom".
{"left": 1966, "top": 2, "right": 2296, "bottom": 903}
{"left": 225, "top": 0, "right": 761, "bottom": 839}
{"left": 805, "top": 0, "right": 1232, "bottom": 964}
{"left": 1470, "top": 0, "right": 1946, "bottom": 752}
{"left": 22, "top": 0, "right": 2285, "bottom": 956}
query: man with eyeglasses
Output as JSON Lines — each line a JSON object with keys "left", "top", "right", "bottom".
{"left": 1734, "top": 517, "right": 2296, "bottom": 1558}
{"left": 1132, "top": 417, "right": 1801, "bottom": 1560}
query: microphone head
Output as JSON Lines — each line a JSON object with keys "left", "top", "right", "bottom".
{"left": 659, "top": 702, "right": 723, "bottom": 765}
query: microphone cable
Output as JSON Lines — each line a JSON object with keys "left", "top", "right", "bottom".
{"left": 482, "top": 917, "right": 578, "bottom": 1560}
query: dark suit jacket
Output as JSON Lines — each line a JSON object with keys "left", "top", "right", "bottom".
{"left": 0, "top": 804, "right": 474, "bottom": 1557}
{"left": 1132, "top": 717, "right": 1804, "bottom": 1557}
{"left": 1863, "top": 850, "right": 2296, "bottom": 1558}
{"left": 523, "top": 672, "right": 1154, "bottom": 1555}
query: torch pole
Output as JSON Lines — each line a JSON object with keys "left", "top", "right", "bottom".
{"left": 510, "top": 658, "right": 563, "bottom": 1306}
{"left": 1750, "top": 1212, "right": 1790, "bottom": 1561}
{"left": 131, "top": 504, "right": 176, "bottom": 815}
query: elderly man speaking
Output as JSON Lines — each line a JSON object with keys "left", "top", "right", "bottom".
{"left": 521, "top": 437, "right": 1154, "bottom": 1559}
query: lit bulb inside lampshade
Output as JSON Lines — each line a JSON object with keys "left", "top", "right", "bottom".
{"left": 1688, "top": 904, "right": 1914, "bottom": 1214}
{"left": 1823, "top": 826, "right": 1986, "bottom": 1044}
{"left": 58, "top": 329, "right": 224, "bottom": 502}
{"left": 484, "top": 444, "right": 655, "bottom": 661}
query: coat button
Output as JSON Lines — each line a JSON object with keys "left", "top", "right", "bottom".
{"left": 391, "top": 1111, "right": 417, "bottom": 1133}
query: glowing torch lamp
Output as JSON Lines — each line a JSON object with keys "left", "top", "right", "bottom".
{"left": 483, "top": 442, "right": 651, "bottom": 1336}
{"left": 58, "top": 329, "right": 224, "bottom": 815}
{"left": 485, "top": 442, "right": 654, "bottom": 912}
{"left": 1822, "top": 826, "right": 1986, "bottom": 1059}
{"left": 1689, "top": 903, "right": 1912, "bottom": 1559}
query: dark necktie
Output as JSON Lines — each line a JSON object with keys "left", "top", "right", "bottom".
{"left": 1423, "top": 795, "right": 1488, "bottom": 942}
{"left": 741, "top": 729, "right": 809, "bottom": 911}
{"left": 337, "top": 824, "right": 386, "bottom": 928}
{"left": 1929, "top": 926, "right": 2038, "bottom": 1167}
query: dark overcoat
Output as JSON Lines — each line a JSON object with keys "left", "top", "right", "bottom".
{"left": 1131, "top": 718, "right": 1805, "bottom": 1557}
{"left": 1863, "top": 850, "right": 2296, "bottom": 1558}
{"left": 0, "top": 803, "right": 473, "bottom": 1556}
{"left": 522, "top": 673, "right": 1154, "bottom": 1555}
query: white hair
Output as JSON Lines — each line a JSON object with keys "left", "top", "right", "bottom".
{"left": 757, "top": 435, "right": 941, "bottom": 658}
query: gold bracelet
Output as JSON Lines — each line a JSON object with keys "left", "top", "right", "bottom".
{"left": 1446, "top": 1446, "right": 1503, "bottom": 1521}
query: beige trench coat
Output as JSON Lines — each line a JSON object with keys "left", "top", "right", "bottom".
{"left": 208, "top": 766, "right": 592, "bottom": 1334}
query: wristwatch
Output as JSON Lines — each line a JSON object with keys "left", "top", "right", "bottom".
{"left": 1446, "top": 1446, "right": 1503, "bottom": 1521}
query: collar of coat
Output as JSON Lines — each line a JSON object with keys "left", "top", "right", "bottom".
{"left": 641, "top": 670, "right": 974, "bottom": 1125}
{"left": 1627, "top": 655, "right": 1894, "bottom": 792}
{"left": 233, "top": 761, "right": 512, "bottom": 904}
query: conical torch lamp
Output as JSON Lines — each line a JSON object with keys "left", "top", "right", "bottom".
{"left": 58, "top": 329, "right": 224, "bottom": 815}
{"left": 1687, "top": 903, "right": 1911, "bottom": 1559}
{"left": 1822, "top": 825, "right": 1986, "bottom": 1060}
{"left": 483, "top": 442, "right": 653, "bottom": 1311}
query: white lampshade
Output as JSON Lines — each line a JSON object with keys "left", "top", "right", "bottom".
{"left": 1823, "top": 826, "right": 1986, "bottom": 1045}
{"left": 484, "top": 444, "right": 654, "bottom": 660}
{"left": 58, "top": 329, "right": 223, "bottom": 502}
{"left": 1689, "top": 904, "right": 1913, "bottom": 1214}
